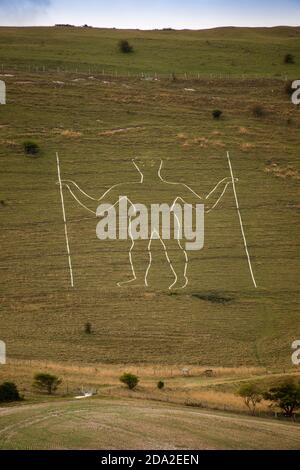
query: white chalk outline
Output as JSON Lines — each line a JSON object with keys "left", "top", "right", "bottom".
{"left": 0, "top": 80, "right": 6, "bottom": 105}
{"left": 227, "top": 151, "right": 257, "bottom": 288}
{"left": 0, "top": 340, "right": 6, "bottom": 365}
{"left": 159, "top": 160, "right": 233, "bottom": 214}
{"left": 58, "top": 158, "right": 242, "bottom": 290}
{"left": 56, "top": 152, "right": 74, "bottom": 287}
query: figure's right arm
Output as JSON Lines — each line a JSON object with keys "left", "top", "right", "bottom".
{"left": 58, "top": 180, "right": 97, "bottom": 215}
{"left": 58, "top": 180, "right": 128, "bottom": 215}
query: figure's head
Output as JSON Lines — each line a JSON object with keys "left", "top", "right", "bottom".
{"left": 132, "top": 158, "right": 162, "bottom": 178}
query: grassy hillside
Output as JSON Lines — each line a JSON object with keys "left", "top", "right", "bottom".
{"left": 0, "top": 26, "right": 300, "bottom": 77}
{"left": 1, "top": 397, "right": 300, "bottom": 450}
{"left": 0, "top": 27, "right": 299, "bottom": 368}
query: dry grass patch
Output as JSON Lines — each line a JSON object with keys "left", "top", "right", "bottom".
{"left": 4, "top": 359, "right": 266, "bottom": 383}
{"left": 61, "top": 130, "right": 82, "bottom": 138}
{"left": 238, "top": 127, "right": 249, "bottom": 135}
{"left": 177, "top": 132, "right": 188, "bottom": 140}
{"left": 181, "top": 141, "right": 191, "bottom": 148}
{"left": 211, "top": 140, "right": 225, "bottom": 148}
{"left": 99, "top": 127, "right": 143, "bottom": 136}
{"left": 211, "top": 130, "right": 222, "bottom": 136}
{"left": 240, "top": 142, "right": 255, "bottom": 152}
{"left": 265, "top": 162, "right": 300, "bottom": 181}
{"left": 0, "top": 139, "right": 18, "bottom": 147}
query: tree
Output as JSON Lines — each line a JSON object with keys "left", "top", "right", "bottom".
{"left": 238, "top": 383, "right": 262, "bottom": 415}
{"left": 263, "top": 380, "right": 300, "bottom": 417}
{"left": 119, "top": 372, "right": 139, "bottom": 390}
{"left": 0, "top": 382, "right": 21, "bottom": 402}
{"left": 33, "top": 373, "right": 62, "bottom": 395}
{"left": 119, "top": 40, "right": 133, "bottom": 53}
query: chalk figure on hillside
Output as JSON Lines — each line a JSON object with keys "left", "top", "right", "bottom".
{"left": 58, "top": 159, "right": 236, "bottom": 289}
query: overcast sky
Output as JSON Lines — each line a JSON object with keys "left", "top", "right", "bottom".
{"left": 0, "top": 0, "right": 299, "bottom": 29}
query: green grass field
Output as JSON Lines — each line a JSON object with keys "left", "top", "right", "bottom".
{"left": 0, "top": 26, "right": 299, "bottom": 371}
{"left": 1, "top": 26, "right": 300, "bottom": 77}
{"left": 1, "top": 397, "right": 300, "bottom": 450}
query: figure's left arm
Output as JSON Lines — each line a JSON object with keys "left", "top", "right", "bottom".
{"left": 205, "top": 176, "right": 238, "bottom": 213}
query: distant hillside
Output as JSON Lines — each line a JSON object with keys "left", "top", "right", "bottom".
{"left": 0, "top": 26, "right": 300, "bottom": 77}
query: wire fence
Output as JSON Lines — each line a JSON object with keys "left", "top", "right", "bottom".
{"left": 0, "top": 63, "right": 290, "bottom": 82}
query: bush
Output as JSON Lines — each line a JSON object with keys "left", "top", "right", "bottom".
{"left": 284, "top": 53, "right": 295, "bottom": 64}
{"left": 84, "top": 322, "right": 92, "bottom": 334}
{"left": 238, "top": 383, "right": 262, "bottom": 415}
{"left": 157, "top": 380, "right": 164, "bottom": 390}
{"left": 252, "top": 104, "right": 265, "bottom": 118}
{"left": 119, "top": 40, "right": 133, "bottom": 53}
{"left": 263, "top": 379, "right": 300, "bottom": 417}
{"left": 119, "top": 372, "right": 139, "bottom": 390}
{"left": 23, "top": 140, "right": 40, "bottom": 156}
{"left": 33, "top": 373, "right": 62, "bottom": 395}
{"left": 212, "top": 109, "right": 222, "bottom": 119}
{"left": 0, "top": 382, "right": 21, "bottom": 402}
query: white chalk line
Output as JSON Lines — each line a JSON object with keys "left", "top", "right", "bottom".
{"left": 206, "top": 177, "right": 229, "bottom": 199}
{"left": 160, "top": 160, "right": 232, "bottom": 213}
{"left": 66, "top": 185, "right": 96, "bottom": 215}
{"left": 144, "top": 220, "right": 188, "bottom": 290}
{"left": 158, "top": 160, "right": 203, "bottom": 199}
{"left": 227, "top": 151, "right": 257, "bottom": 288}
{"left": 56, "top": 152, "right": 74, "bottom": 288}
{"left": 205, "top": 182, "right": 231, "bottom": 214}
{"left": 132, "top": 159, "right": 144, "bottom": 183}
{"left": 145, "top": 231, "right": 178, "bottom": 289}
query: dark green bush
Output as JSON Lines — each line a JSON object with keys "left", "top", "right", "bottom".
{"left": 0, "top": 382, "right": 21, "bottom": 402}
{"left": 119, "top": 372, "right": 139, "bottom": 390}
{"left": 23, "top": 140, "right": 40, "bottom": 156}
{"left": 212, "top": 109, "right": 222, "bottom": 119}
{"left": 157, "top": 380, "right": 165, "bottom": 390}
{"left": 284, "top": 53, "right": 295, "bottom": 64}
{"left": 252, "top": 105, "right": 266, "bottom": 118}
{"left": 119, "top": 40, "right": 133, "bottom": 53}
{"left": 84, "top": 322, "right": 92, "bottom": 334}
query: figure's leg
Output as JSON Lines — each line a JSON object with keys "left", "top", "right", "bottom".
{"left": 163, "top": 238, "right": 188, "bottom": 289}
{"left": 118, "top": 239, "right": 150, "bottom": 287}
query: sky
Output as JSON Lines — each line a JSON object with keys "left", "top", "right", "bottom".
{"left": 0, "top": 0, "right": 299, "bottom": 29}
